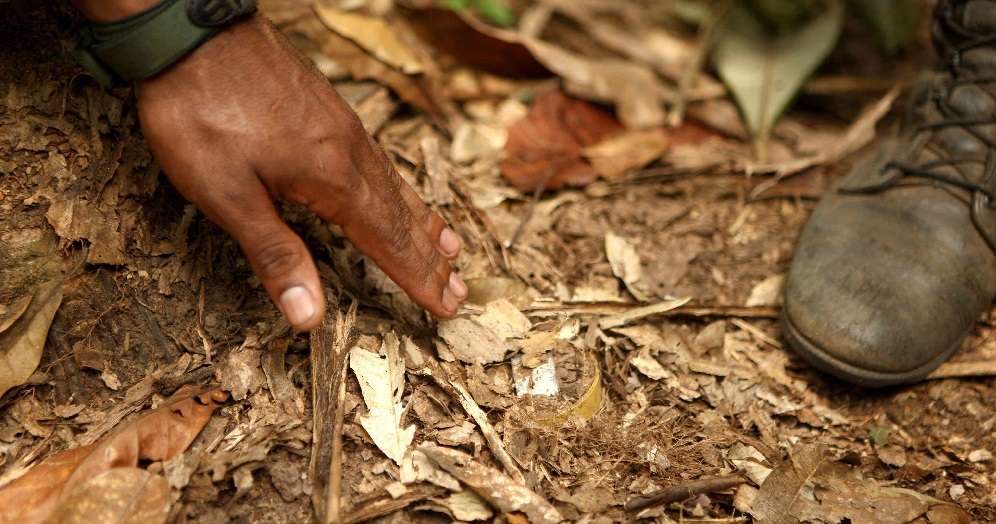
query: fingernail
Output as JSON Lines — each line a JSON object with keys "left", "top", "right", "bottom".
{"left": 449, "top": 272, "right": 468, "bottom": 299}
{"left": 442, "top": 287, "right": 459, "bottom": 314}
{"left": 439, "top": 228, "right": 461, "bottom": 256}
{"left": 280, "top": 286, "right": 316, "bottom": 326}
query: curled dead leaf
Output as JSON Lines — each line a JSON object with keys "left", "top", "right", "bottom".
{"left": 314, "top": 4, "right": 424, "bottom": 74}
{"left": 583, "top": 129, "right": 668, "bottom": 180}
{"left": 0, "top": 294, "right": 32, "bottom": 335}
{"left": 400, "top": 3, "right": 665, "bottom": 129}
{"left": 501, "top": 90, "right": 622, "bottom": 191}
{"left": 0, "top": 280, "right": 63, "bottom": 398}
{"left": 0, "top": 386, "right": 227, "bottom": 524}
{"left": 42, "top": 468, "right": 169, "bottom": 524}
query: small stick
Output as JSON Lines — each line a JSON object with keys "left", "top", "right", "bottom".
{"left": 508, "top": 168, "right": 555, "bottom": 250}
{"left": 412, "top": 359, "right": 527, "bottom": 485}
{"left": 667, "top": 0, "right": 732, "bottom": 127}
{"left": 625, "top": 474, "right": 746, "bottom": 513}
{"left": 342, "top": 486, "right": 446, "bottom": 524}
{"left": 326, "top": 348, "right": 351, "bottom": 523}
{"left": 928, "top": 360, "right": 996, "bottom": 380}
{"left": 153, "top": 365, "right": 215, "bottom": 396}
{"left": 309, "top": 300, "right": 357, "bottom": 524}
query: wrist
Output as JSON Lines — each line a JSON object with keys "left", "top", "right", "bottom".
{"left": 72, "top": 0, "right": 161, "bottom": 22}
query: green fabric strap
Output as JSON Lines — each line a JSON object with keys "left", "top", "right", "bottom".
{"left": 77, "top": 0, "right": 240, "bottom": 87}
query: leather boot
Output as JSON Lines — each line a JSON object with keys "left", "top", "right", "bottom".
{"left": 783, "top": 0, "right": 996, "bottom": 386}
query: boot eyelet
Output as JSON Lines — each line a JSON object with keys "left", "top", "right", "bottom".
{"left": 971, "top": 192, "right": 996, "bottom": 251}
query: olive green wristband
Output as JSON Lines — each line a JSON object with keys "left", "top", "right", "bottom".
{"left": 76, "top": 0, "right": 257, "bottom": 88}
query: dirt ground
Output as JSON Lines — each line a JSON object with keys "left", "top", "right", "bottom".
{"left": 2, "top": 1, "right": 996, "bottom": 523}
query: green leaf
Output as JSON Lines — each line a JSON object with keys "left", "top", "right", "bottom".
{"left": 471, "top": 0, "right": 516, "bottom": 27}
{"left": 671, "top": 0, "right": 714, "bottom": 27}
{"left": 441, "top": 0, "right": 516, "bottom": 27}
{"left": 441, "top": 0, "right": 471, "bottom": 11}
{"left": 747, "top": 0, "right": 821, "bottom": 33}
{"left": 712, "top": 0, "right": 844, "bottom": 145}
{"left": 868, "top": 424, "right": 890, "bottom": 447}
{"left": 850, "top": 0, "right": 919, "bottom": 55}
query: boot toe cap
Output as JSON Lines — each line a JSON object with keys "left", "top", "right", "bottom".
{"left": 784, "top": 198, "right": 986, "bottom": 386}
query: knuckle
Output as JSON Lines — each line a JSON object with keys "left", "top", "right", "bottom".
{"left": 252, "top": 240, "right": 302, "bottom": 279}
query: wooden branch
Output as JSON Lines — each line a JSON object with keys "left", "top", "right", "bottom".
{"left": 625, "top": 474, "right": 746, "bottom": 513}
{"left": 309, "top": 300, "right": 357, "bottom": 524}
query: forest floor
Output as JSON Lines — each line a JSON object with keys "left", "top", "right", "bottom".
{"left": 1, "top": 0, "right": 995, "bottom": 523}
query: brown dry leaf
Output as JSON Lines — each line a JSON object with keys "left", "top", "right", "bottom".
{"left": 927, "top": 504, "right": 973, "bottom": 524}
{"left": 745, "top": 274, "right": 785, "bottom": 307}
{"left": 400, "top": 449, "right": 461, "bottom": 491}
{"left": 436, "top": 490, "right": 493, "bottom": 521}
{"left": 748, "top": 86, "right": 900, "bottom": 192}
{"left": 0, "top": 280, "right": 63, "bottom": 398}
{"left": 527, "top": 41, "right": 665, "bottom": 130}
{"left": 419, "top": 135, "right": 455, "bottom": 205}
{"left": 0, "top": 387, "right": 226, "bottom": 524}
{"left": 437, "top": 317, "right": 509, "bottom": 365}
{"left": 598, "top": 297, "right": 691, "bottom": 329}
{"left": 605, "top": 232, "right": 648, "bottom": 301}
{"left": 300, "top": 16, "right": 452, "bottom": 122}
{"left": 313, "top": 4, "right": 424, "bottom": 74}
{"left": 419, "top": 444, "right": 562, "bottom": 524}
{"left": 583, "top": 129, "right": 668, "bottom": 180}
{"left": 501, "top": 90, "right": 622, "bottom": 191}
{"left": 0, "top": 294, "right": 32, "bottom": 335}
{"left": 43, "top": 468, "right": 169, "bottom": 524}
{"left": 398, "top": 2, "right": 549, "bottom": 78}
{"left": 475, "top": 299, "right": 531, "bottom": 340}
{"left": 349, "top": 334, "right": 415, "bottom": 466}
{"left": 464, "top": 277, "right": 530, "bottom": 308}
{"left": 400, "top": 4, "right": 665, "bottom": 129}
{"left": 630, "top": 350, "right": 669, "bottom": 381}
{"left": 217, "top": 341, "right": 265, "bottom": 401}
{"left": 261, "top": 339, "right": 304, "bottom": 418}
{"left": 749, "top": 444, "right": 826, "bottom": 524}
{"left": 798, "top": 462, "right": 952, "bottom": 523}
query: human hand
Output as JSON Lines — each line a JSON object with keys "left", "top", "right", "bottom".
{"left": 130, "top": 16, "right": 466, "bottom": 330}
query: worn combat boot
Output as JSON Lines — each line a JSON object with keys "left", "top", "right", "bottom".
{"left": 783, "top": 0, "right": 996, "bottom": 386}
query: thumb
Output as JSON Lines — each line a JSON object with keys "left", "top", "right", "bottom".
{"left": 238, "top": 215, "right": 326, "bottom": 331}
{"left": 182, "top": 173, "right": 326, "bottom": 331}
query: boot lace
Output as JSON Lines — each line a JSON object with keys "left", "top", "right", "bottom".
{"left": 872, "top": 3, "right": 996, "bottom": 200}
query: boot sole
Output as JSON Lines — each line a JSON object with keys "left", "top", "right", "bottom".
{"left": 782, "top": 309, "right": 964, "bottom": 387}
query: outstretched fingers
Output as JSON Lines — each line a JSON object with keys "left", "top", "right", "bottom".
{"left": 306, "top": 159, "right": 466, "bottom": 317}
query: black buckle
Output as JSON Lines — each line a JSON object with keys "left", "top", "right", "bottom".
{"left": 186, "top": 0, "right": 257, "bottom": 27}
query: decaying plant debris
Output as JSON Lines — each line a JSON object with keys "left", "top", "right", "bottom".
{"left": 1, "top": 0, "right": 995, "bottom": 523}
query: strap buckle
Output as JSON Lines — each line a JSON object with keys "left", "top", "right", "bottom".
{"left": 186, "top": 0, "right": 257, "bottom": 28}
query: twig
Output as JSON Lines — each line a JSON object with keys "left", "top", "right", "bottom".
{"left": 327, "top": 346, "right": 351, "bottom": 523}
{"left": 625, "top": 473, "right": 746, "bottom": 512}
{"left": 341, "top": 486, "right": 447, "bottom": 524}
{"left": 309, "top": 299, "right": 357, "bottom": 524}
{"left": 730, "top": 318, "right": 781, "bottom": 349}
{"left": 508, "top": 168, "right": 555, "bottom": 250}
{"left": 927, "top": 360, "right": 996, "bottom": 380}
{"left": 598, "top": 297, "right": 692, "bottom": 329}
{"left": 153, "top": 365, "right": 216, "bottom": 396}
{"left": 412, "top": 358, "right": 526, "bottom": 485}
{"left": 196, "top": 283, "right": 213, "bottom": 362}
{"left": 667, "top": 0, "right": 732, "bottom": 127}
{"left": 526, "top": 302, "right": 779, "bottom": 320}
